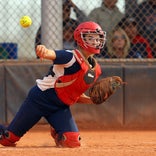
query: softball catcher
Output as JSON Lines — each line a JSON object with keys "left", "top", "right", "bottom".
{"left": 0, "top": 21, "right": 123, "bottom": 148}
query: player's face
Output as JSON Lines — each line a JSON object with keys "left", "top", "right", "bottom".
{"left": 83, "top": 33, "right": 104, "bottom": 49}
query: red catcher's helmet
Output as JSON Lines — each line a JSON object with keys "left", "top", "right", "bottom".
{"left": 74, "top": 21, "right": 106, "bottom": 54}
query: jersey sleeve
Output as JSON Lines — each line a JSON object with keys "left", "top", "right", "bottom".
{"left": 53, "top": 50, "right": 74, "bottom": 64}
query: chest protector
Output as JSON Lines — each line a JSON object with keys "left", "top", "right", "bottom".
{"left": 54, "top": 50, "right": 101, "bottom": 105}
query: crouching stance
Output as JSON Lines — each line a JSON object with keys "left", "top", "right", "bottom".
{"left": 0, "top": 21, "right": 106, "bottom": 148}
{"left": 0, "top": 125, "right": 80, "bottom": 148}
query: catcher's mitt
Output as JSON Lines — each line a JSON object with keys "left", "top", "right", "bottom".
{"left": 89, "top": 76, "right": 125, "bottom": 104}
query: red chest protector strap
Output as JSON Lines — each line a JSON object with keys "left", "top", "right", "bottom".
{"left": 54, "top": 50, "right": 101, "bottom": 105}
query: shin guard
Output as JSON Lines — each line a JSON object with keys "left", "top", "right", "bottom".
{"left": 51, "top": 128, "right": 81, "bottom": 148}
{"left": 0, "top": 130, "right": 20, "bottom": 146}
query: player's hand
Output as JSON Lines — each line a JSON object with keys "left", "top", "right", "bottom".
{"left": 36, "top": 45, "right": 48, "bottom": 59}
{"left": 36, "top": 45, "right": 56, "bottom": 60}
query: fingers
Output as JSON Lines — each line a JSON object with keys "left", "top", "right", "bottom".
{"left": 112, "top": 76, "right": 122, "bottom": 83}
{"left": 36, "top": 45, "right": 47, "bottom": 59}
{"left": 112, "top": 76, "right": 126, "bottom": 84}
{"left": 111, "top": 76, "right": 127, "bottom": 88}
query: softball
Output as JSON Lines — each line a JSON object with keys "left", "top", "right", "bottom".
{"left": 20, "top": 16, "right": 32, "bottom": 28}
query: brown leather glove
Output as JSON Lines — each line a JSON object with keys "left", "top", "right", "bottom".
{"left": 89, "top": 76, "right": 125, "bottom": 104}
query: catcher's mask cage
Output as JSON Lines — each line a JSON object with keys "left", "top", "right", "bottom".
{"left": 74, "top": 21, "right": 106, "bottom": 54}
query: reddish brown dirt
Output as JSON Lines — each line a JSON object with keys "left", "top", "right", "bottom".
{"left": 1, "top": 124, "right": 156, "bottom": 156}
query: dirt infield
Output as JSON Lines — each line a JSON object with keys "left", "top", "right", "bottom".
{"left": 1, "top": 124, "right": 156, "bottom": 156}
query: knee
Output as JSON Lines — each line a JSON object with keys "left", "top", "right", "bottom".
{"left": 0, "top": 126, "right": 20, "bottom": 146}
{"left": 51, "top": 129, "right": 81, "bottom": 148}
